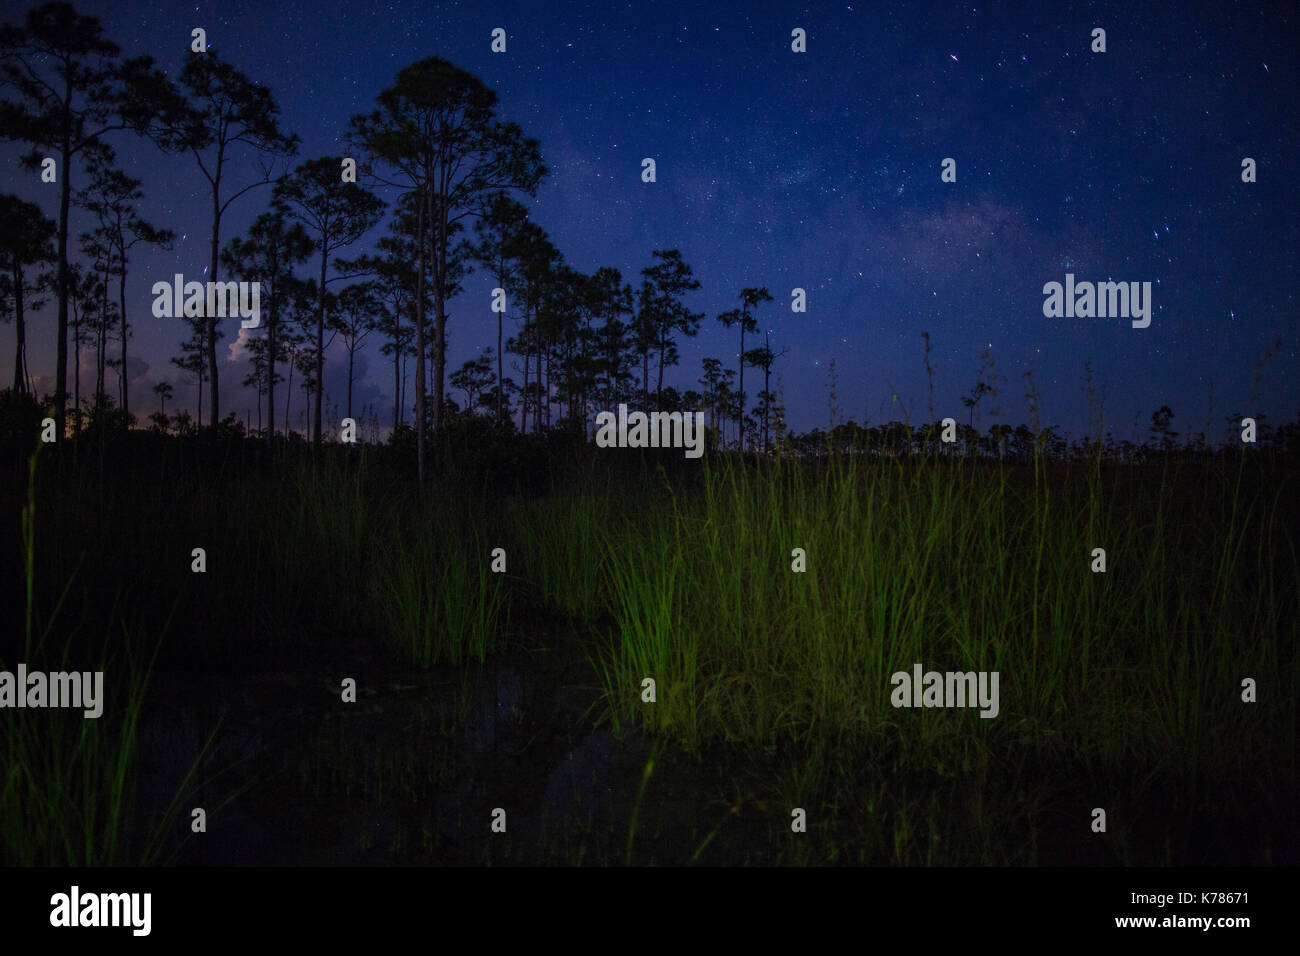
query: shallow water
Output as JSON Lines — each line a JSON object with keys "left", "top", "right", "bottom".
{"left": 131, "top": 646, "right": 654, "bottom": 865}
{"left": 128, "top": 646, "right": 1293, "bottom": 866}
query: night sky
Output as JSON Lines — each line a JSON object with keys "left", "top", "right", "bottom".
{"left": 2, "top": 0, "right": 1297, "bottom": 440}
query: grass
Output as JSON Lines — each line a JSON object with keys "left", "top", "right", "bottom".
{"left": 371, "top": 508, "right": 511, "bottom": 667}
{"left": 5, "top": 431, "right": 1294, "bottom": 864}
{"left": 592, "top": 452, "right": 1296, "bottom": 784}
{"left": 1, "top": 447, "right": 211, "bottom": 865}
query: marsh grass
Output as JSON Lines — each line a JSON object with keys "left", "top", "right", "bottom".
{"left": 2, "top": 448, "right": 210, "bottom": 865}
{"left": 507, "top": 492, "right": 612, "bottom": 623}
{"left": 369, "top": 491, "right": 511, "bottom": 666}
{"left": 594, "top": 451, "right": 1297, "bottom": 794}
{"left": 8, "top": 432, "right": 1294, "bottom": 864}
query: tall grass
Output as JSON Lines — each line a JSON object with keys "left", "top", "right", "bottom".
{"left": 370, "top": 507, "right": 510, "bottom": 666}
{"left": 593, "top": 452, "right": 1297, "bottom": 786}
{"left": 2, "top": 448, "right": 208, "bottom": 865}
{"left": 10, "top": 433, "right": 1292, "bottom": 863}
{"left": 507, "top": 492, "right": 612, "bottom": 623}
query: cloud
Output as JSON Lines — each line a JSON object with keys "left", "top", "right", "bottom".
{"left": 227, "top": 325, "right": 254, "bottom": 363}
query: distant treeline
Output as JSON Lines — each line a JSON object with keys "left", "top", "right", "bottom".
{"left": 3, "top": 385, "right": 1298, "bottom": 472}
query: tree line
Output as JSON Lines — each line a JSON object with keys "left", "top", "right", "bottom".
{"left": 0, "top": 2, "right": 797, "bottom": 483}
{"left": 5, "top": 3, "right": 1292, "bottom": 475}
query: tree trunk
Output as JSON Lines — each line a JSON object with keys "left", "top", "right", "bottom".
{"left": 536, "top": 347, "right": 544, "bottom": 433}
{"left": 95, "top": 277, "right": 107, "bottom": 407}
{"left": 763, "top": 356, "right": 771, "bottom": 455}
{"left": 656, "top": 339, "right": 665, "bottom": 404}
{"left": 414, "top": 186, "right": 427, "bottom": 486}
{"left": 432, "top": 192, "right": 447, "bottom": 433}
{"left": 346, "top": 344, "right": 355, "bottom": 420}
{"left": 497, "top": 284, "right": 504, "bottom": 425}
{"left": 72, "top": 300, "right": 81, "bottom": 434}
{"left": 738, "top": 316, "right": 745, "bottom": 453}
{"left": 266, "top": 298, "right": 277, "bottom": 443}
{"left": 314, "top": 248, "right": 327, "bottom": 447}
{"left": 11, "top": 261, "right": 25, "bottom": 393}
{"left": 521, "top": 304, "right": 529, "bottom": 434}
{"left": 392, "top": 337, "right": 400, "bottom": 433}
{"left": 119, "top": 264, "right": 128, "bottom": 420}
{"left": 208, "top": 194, "right": 222, "bottom": 427}
{"left": 56, "top": 133, "right": 71, "bottom": 436}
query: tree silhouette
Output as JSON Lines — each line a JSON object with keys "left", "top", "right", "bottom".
{"left": 505, "top": 222, "right": 561, "bottom": 434}
{"left": 471, "top": 193, "right": 529, "bottom": 424}
{"left": 0, "top": 3, "right": 131, "bottom": 433}
{"left": 76, "top": 225, "right": 117, "bottom": 415}
{"left": 743, "top": 330, "right": 788, "bottom": 455}
{"left": 274, "top": 156, "right": 384, "bottom": 446}
{"left": 1149, "top": 405, "right": 1178, "bottom": 451}
{"left": 152, "top": 379, "right": 171, "bottom": 414}
{"left": 66, "top": 262, "right": 97, "bottom": 432}
{"left": 698, "top": 356, "right": 725, "bottom": 440}
{"left": 149, "top": 379, "right": 172, "bottom": 433}
{"left": 170, "top": 322, "right": 207, "bottom": 427}
{"left": 335, "top": 281, "right": 381, "bottom": 421}
{"left": 450, "top": 348, "right": 496, "bottom": 416}
{"left": 348, "top": 57, "right": 545, "bottom": 482}
{"left": 638, "top": 249, "right": 703, "bottom": 407}
{"left": 588, "top": 266, "right": 635, "bottom": 415}
{"left": 75, "top": 148, "right": 173, "bottom": 419}
{"left": 0, "top": 193, "right": 55, "bottom": 393}
{"left": 717, "top": 286, "right": 772, "bottom": 451}
{"left": 222, "top": 210, "right": 313, "bottom": 441}
{"left": 280, "top": 280, "right": 319, "bottom": 436}
{"left": 156, "top": 50, "right": 299, "bottom": 427}
{"left": 346, "top": 228, "right": 417, "bottom": 433}
{"left": 536, "top": 262, "right": 588, "bottom": 429}
{"left": 962, "top": 380, "right": 991, "bottom": 429}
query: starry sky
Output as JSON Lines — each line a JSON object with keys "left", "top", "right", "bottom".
{"left": 2, "top": 0, "right": 1297, "bottom": 440}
